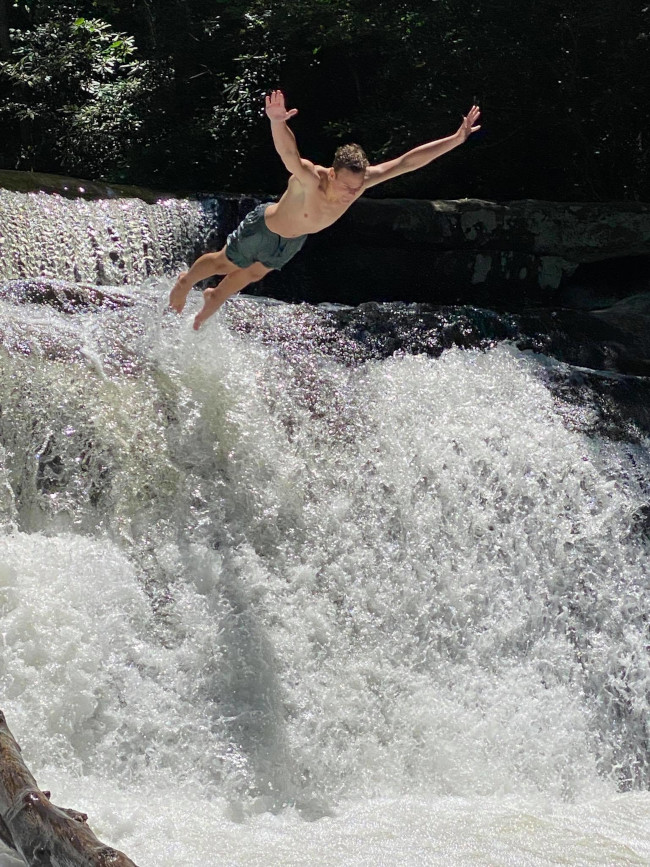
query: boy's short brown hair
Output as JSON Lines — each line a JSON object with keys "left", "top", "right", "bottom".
{"left": 332, "top": 143, "right": 369, "bottom": 174}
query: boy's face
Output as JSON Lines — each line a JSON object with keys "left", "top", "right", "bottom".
{"left": 330, "top": 168, "right": 365, "bottom": 203}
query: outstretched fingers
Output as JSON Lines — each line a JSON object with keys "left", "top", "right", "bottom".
{"left": 466, "top": 104, "right": 481, "bottom": 130}
{"left": 462, "top": 104, "right": 481, "bottom": 136}
{"left": 266, "top": 89, "right": 285, "bottom": 108}
{"left": 265, "top": 89, "right": 298, "bottom": 121}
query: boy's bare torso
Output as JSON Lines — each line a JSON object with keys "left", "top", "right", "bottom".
{"left": 264, "top": 168, "right": 364, "bottom": 238}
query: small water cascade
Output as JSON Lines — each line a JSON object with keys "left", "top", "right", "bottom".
{"left": 0, "top": 187, "right": 216, "bottom": 285}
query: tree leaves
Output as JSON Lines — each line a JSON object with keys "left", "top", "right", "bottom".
{"left": 0, "top": 0, "right": 646, "bottom": 200}
{"left": 0, "top": 11, "right": 148, "bottom": 176}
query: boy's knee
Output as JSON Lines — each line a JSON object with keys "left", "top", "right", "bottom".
{"left": 208, "top": 251, "right": 226, "bottom": 266}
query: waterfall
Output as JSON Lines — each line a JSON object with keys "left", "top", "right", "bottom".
{"left": 0, "top": 187, "right": 217, "bottom": 284}
{"left": 1, "top": 183, "right": 650, "bottom": 866}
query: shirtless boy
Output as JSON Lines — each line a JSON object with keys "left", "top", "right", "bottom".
{"left": 169, "top": 91, "right": 481, "bottom": 330}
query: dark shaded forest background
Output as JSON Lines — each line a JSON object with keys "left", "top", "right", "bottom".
{"left": 0, "top": 0, "right": 648, "bottom": 201}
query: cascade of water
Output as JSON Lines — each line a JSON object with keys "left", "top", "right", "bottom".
{"left": 0, "top": 188, "right": 215, "bottom": 285}
{"left": 0, "top": 186, "right": 650, "bottom": 865}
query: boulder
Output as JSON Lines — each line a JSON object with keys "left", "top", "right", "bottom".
{"left": 0, "top": 279, "right": 134, "bottom": 312}
{"left": 327, "top": 197, "right": 650, "bottom": 261}
{"left": 591, "top": 293, "right": 650, "bottom": 367}
{"left": 261, "top": 197, "right": 650, "bottom": 309}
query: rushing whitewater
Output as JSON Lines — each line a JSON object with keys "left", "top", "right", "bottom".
{"left": 0, "top": 188, "right": 650, "bottom": 865}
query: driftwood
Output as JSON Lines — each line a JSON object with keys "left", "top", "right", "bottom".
{"left": 0, "top": 710, "right": 138, "bottom": 867}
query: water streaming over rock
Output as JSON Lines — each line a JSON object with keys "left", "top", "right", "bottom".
{"left": 0, "top": 186, "right": 649, "bottom": 865}
{"left": 0, "top": 187, "right": 215, "bottom": 285}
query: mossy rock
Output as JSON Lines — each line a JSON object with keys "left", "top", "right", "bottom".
{"left": 0, "top": 168, "right": 175, "bottom": 203}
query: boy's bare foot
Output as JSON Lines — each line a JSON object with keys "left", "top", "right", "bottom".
{"left": 193, "top": 286, "right": 228, "bottom": 330}
{"left": 169, "top": 272, "right": 192, "bottom": 313}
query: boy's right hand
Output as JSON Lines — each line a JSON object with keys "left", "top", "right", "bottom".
{"left": 265, "top": 90, "right": 298, "bottom": 123}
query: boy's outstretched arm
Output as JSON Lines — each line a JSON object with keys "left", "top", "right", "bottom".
{"left": 364, "top": 105, "right": 481, "bottom": 189}
{"left": 265, "top": 90, "right": 320, "bottom": 187}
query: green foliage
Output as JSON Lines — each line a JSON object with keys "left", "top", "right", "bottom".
{"left": 0, "top": 10, "right": 151, "bottom": 177}
{"left": 206, "top": 9, "right": 282, "bottom": 176}
{"left": 0, "top": 0, "right": 647, "bottom": 200}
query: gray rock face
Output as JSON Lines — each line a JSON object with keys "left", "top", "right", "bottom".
{"left": 266, "top": 197, "right": 650, "bottom": 310}
{"left": 1, "top": 171, "right": 646, "bottom": 308}
{"left": 255, "top": 197, "right": 650, "bottom": 381}
{"left": 338, "top": 197, "right": 650, "bottom": 261}
{"left": 592, "top": 293, "right": 650, "bottom": 364}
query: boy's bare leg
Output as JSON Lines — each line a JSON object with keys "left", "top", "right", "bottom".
{"left": 169, "top": 248, "right": 237, "bottom": 313}
{"left": 193, "top": 262, "right": 272, "bottom": 330}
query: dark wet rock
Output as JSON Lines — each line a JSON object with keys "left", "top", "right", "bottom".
{"left": 539, "top": 364, "right": 650, "bottom": 443}
{"left": 229, "top": 300, "right": 519, "bottom": 366}
{"left": 631, "top": 503, "right": 650, "bottom": 540}
{"left": 261, "top": 241, "right": 573, "bottom": 308}
{"left": 329, "top": 303, "right": 650, "bottom": 439}
{"left": 513, "top": 306, "right": 650, "bottom": 378}
{"left": 0, "top": 279, "right": 134, "bottom": 312}
{"left": 325, "top": 197, "right": 650, "bottom": 262}
{"left": 257, "top": 197, "right": 650, "bottom": 310}
{"left": 235, "top": 296, "right": 650, "bottom": 380}
{"left": 591, "top": 294, "right": 650, "bottom": 364}
{"left": 320, "top": 302, "right": 518, "bottom": 360}
{"left": 231, "top": 297, "right": 650, "bottom": 440}
{"left": 558, "top": 256, "right": 650, "bottom": 310}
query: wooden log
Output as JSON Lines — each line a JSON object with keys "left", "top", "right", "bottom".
{"left": 0, "top": 710, "right": 139, "bottom": 867}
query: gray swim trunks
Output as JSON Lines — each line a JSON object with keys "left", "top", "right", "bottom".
{"left": 225, "top": 203, "right": 307, "bottom": 270}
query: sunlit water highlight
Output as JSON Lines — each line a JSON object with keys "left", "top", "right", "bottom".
{"left": 0, "top": 189, "right": 211, "bottom": 284}
{"left": 1, "top": 279, "right": 650, "bottom": 864}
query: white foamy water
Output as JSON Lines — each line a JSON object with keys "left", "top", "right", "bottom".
{"left": 0, "top": 189, "right": 211, "bottom": 284}
{"left": 1, "top": 284, "right": 650, "bottom": 865}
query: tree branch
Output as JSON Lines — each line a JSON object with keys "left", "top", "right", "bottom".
{"left": 0, "top": 710, "right": 139, "bottom": 867}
